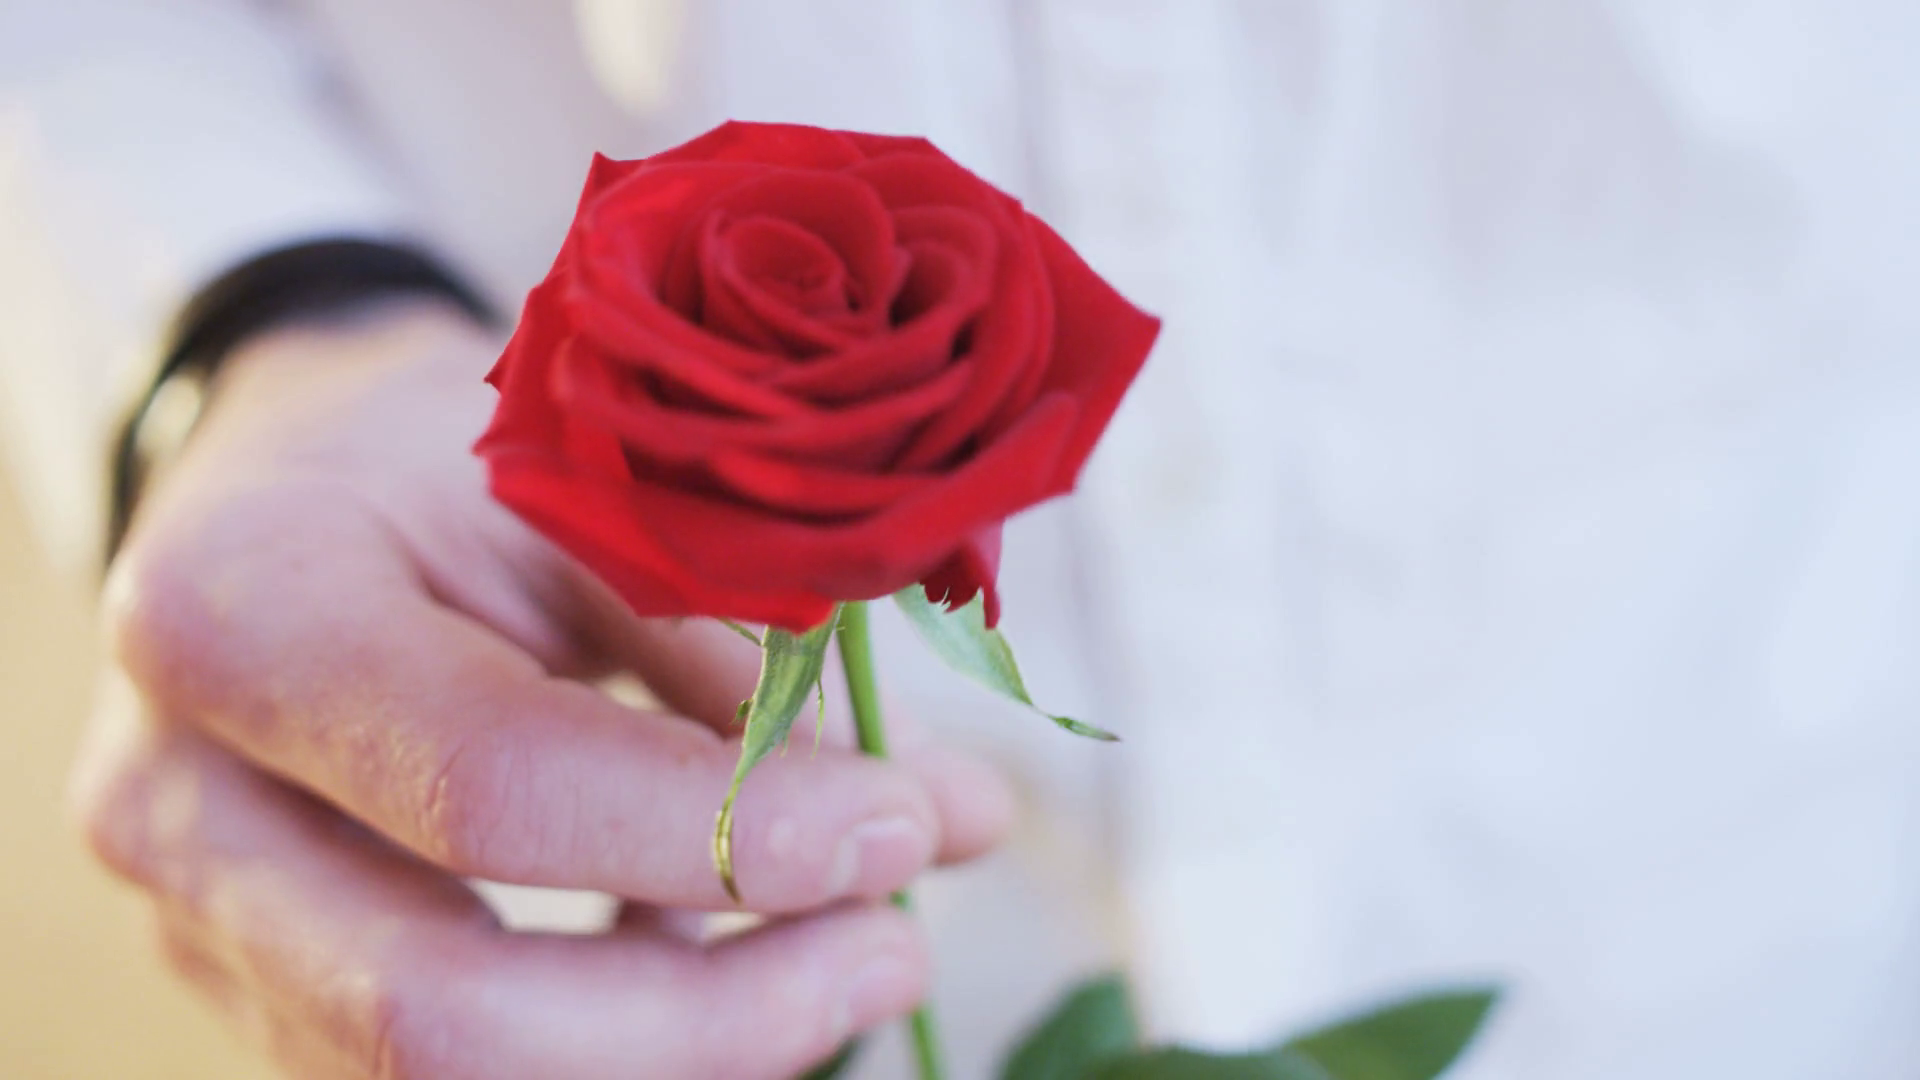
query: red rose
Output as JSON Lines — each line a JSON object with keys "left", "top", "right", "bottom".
{"left": 476, "top": 121, "right": 1158, "bottom": 632}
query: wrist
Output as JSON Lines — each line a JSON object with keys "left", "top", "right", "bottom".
{"left": 121, "top": 299, "right": 498, "bottom": 557}
{"left": 192, "top": 298, "right": 497, "bottom": 451}
{"left": 107, "top": 240, "right": 498, "bottom": 561}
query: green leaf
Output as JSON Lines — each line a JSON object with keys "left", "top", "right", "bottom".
{"left": 893, "top": 586, "right": 1119, "bottom": 741}
{"left": 796, "top": 1039, "right": 861, "bottom": 1080}
{"left": 711, "top": 609, "right": 840, "bottom": 902}
{"left": 719, "top": 618, "right": 763, "bottom": 647}
{"left": 1276, "top": 986, "right": 1501, "bottom": 1080}
{"left": 1088, "top": 1049, "right": 1321, "bottom": 1080}
{"left": 1000, "top": 973, "right": 1142, "bottom": 1080}
{"left": 1048, "top": 984, "right": 1500, "bottom": 1080}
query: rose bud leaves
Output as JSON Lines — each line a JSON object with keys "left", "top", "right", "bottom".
{"left": 711, "top": 610, "right": 838, "bottom": 903}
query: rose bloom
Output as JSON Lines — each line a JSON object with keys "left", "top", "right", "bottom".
{"left": 476, "top": 121, "right": 1158, "bottom": 632}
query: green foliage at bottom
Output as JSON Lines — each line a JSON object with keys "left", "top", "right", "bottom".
{"left": 999, "top": 975, "right": 1500, "bottom": 1080}
{"left": 1279, "top": 987, "right": 1502, "bottom": 1080}
{"left": 1088, "top": 1048, "right": 1320, "bottom": 1080}
{"left": 1000, "top": 973, "right": 1141, "bottom": 1080}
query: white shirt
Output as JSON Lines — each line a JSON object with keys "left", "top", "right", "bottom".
{"left": 6, "top": 3, "right": 1920, "bottom": 1077}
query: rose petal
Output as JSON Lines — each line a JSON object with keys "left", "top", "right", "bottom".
{"left": 481, "top": 272, "right": 641, "bottom": 496}
{"left": 757, "top": 292, "right": 968, "bottom": 407}
{"left": 487, "top": 450, "right": 839, "bottom": 629}
{"left": 700, "top": 215, "right": 865, "bottom": 355}
{"left": 1027, "top": 217, "right": 1163, "bottom": 492}
{"left": 564, "top": 289, "right": 810, "bottom": 418}
{"left": 849, "top": 152, "right": 1005, "bottom": 214}
{"left": 705, "top": 448, "right": 935, "bottom": 519}
{"left": 893, "top": 206, "right": 1046, "bottom": 469}
{"left": 480, "top": 280, "right": 569, "bottom": 448}
{"left": 581, "top": 152, "right": 647, "bottom": 202}
{"left": 581, "top": 161, "right": 768, "bottom": 284}
{"left": 725, "top": 216, "right": 854, "bottom": 316}
{"left": 918, "top": 528, "right": 1003, "bottom": 626}
{"left": 762, "top": 208, "right": 997, "bottom": 404}
{"left": 476, "top": 288, "right": 806, "bottom": 621}
{"left": 992, "top": 217, "right": 1059, "bottom": 438}
{"left": 892, "top": 206, "right": 998, "bottom": 272}
{"left": 842, "top": 131, "right": 944, "bottom": 161}
{"left": 559, "top": 352, "right": 976, "bottom": 469}
{"left": 573, "top": 161, "right": 786, "bottom": 380}
{"left": 887, "top": 206, "right": 998, "bottom": 320}
{"left": 645, "top": 120, "right": 867, "bottom": 170}
{"left": 613, "top": 394, "right": 1078, "bottom": 607}
{"left": 703, "top": 170, "right": 902, "bottom": 328}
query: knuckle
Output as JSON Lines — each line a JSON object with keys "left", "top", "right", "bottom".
{"left": 670, "top": 961, "right": 832, "bottom": 1080}
{"left": 68, "top": 701, "right": 218, "bottom": 911}
{"left": 104, "top": 484, "right": 342, "bottom": 710}
{"left": 76, "top": 792, "right": 145, "bottom": 885}
{"left": 362, "top": 951, "right": 463, "bottom": 1080}
{"left": 151, "top": 914, "right": 224, "bottom": 995}
{"left": 418, "top": 724, "right": 549, "bottom": 881}
{"left": 103, "top": 529, "right": 219, "bottom": 697}
{"left": 70, "top": 732, "right": 159, "bottom": 886}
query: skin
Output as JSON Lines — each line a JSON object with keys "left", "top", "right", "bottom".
{"left": 70, "top": 299, "right": 1017, "bottom": 1079}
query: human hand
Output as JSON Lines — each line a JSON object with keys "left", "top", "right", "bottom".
{"left": 71, "top": 300, "right": 1014, "bottom": 1079}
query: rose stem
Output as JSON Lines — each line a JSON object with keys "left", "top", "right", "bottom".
{"left": 835, "top": 601, "right": 947, "bottom": 1080}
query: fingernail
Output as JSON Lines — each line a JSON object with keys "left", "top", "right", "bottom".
{"left": 825, "top": 816, "right": 932, "bottom": 898}
{"left": 833, "top": 955, "right": 918, "bottom": 1038}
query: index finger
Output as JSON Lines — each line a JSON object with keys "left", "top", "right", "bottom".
{"left": 109, "top": 494, "right": 949, "bottom": 912}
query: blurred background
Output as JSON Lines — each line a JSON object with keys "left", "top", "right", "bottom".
{"left": 7, "top": 3, "right": 1920, "bottom": 1079}
{"left": 0, "top": 470, "right": 256, "bottom": 1078}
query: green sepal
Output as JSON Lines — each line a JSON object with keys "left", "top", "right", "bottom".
{"left": 893, "top": 586, "right": 1118, "bottom": 741}
{"left": 1276, "top": 985, "right": 1500, "bottom": 1080}
{"left": 1000, "top": 972, "right": 1142, "bottom": 1080}
{"left": 812, "top": 677, "right": 827, "bottom": 755}
{"left": 711, "top": 608, "right": 840, "bottom": 903}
